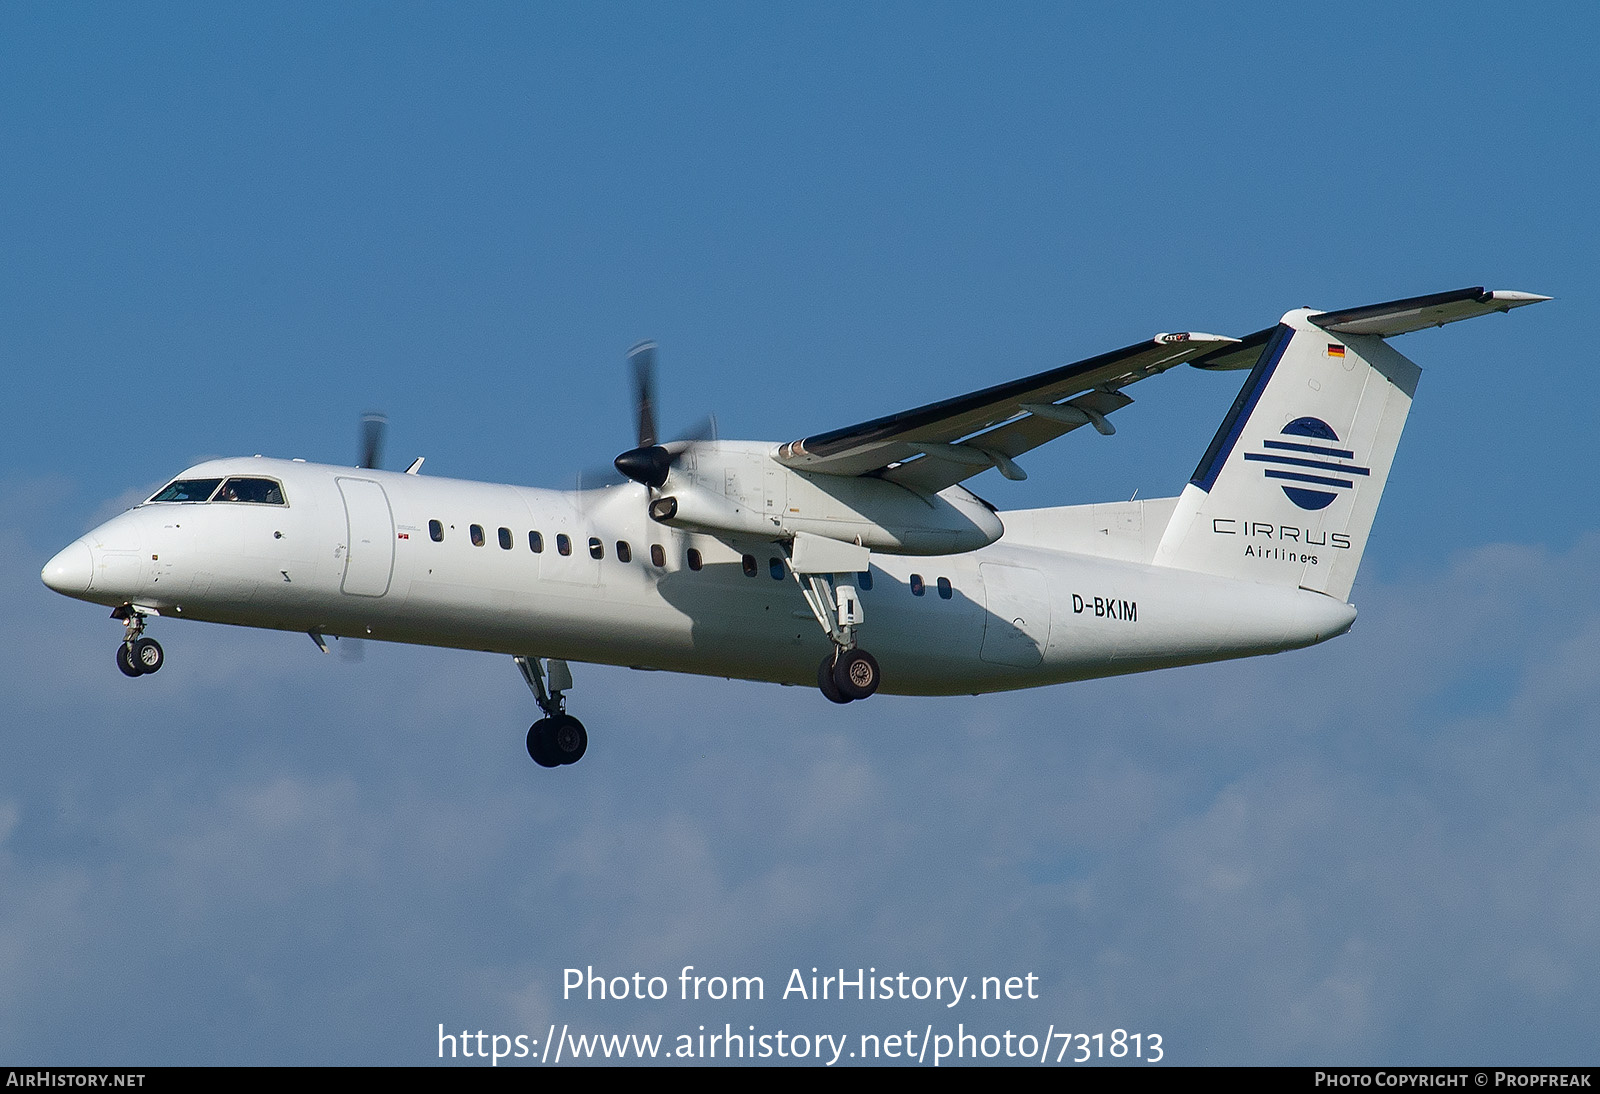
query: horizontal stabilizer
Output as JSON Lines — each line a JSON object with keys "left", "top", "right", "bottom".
{"left": 1190, "top": 288, "right": 1549, "bottom": 373}
{"left": 1310, "top": 287, "right": 1549, "bottom": 337}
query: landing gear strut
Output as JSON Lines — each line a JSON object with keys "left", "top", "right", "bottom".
{"left": 112, "top": 605, "right": 163, "bottom": 677}
{"left": 515, "top": 656, "right": 587, "bottom": 767}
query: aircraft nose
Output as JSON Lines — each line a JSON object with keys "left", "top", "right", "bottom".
{"left": 41, "top": 540, "right": 94, "bottom": 595}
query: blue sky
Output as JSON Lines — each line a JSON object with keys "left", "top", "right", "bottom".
{"left": 3, "top": 2, "right": 1596, "bottom": 1065}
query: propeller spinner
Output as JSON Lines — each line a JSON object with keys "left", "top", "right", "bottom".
{"left": 613, "top": 443, "right": 674, "bottom": 489}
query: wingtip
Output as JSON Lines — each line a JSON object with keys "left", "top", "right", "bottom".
{"left": 1485, "top": 290, "right": 1552, "bottom": 306}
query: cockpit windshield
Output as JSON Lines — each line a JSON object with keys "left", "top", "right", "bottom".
{"left": 215, "top": 478, "right": 286, "bottom": 504}
{"left": 147, "top": 476, "right": 286, "bottom": 505}
{"left": 148, "top": 478, "right": 223, "bottom": 503}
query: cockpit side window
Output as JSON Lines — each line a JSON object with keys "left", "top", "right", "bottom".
{"left": 214, "top": 477, "right": 287, "bottom": 505}
{"left": 149, "top": 478, "right": 223, "bottom": 503}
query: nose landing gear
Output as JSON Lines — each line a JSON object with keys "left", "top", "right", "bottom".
{"left": 117, "top": 637, "right": 164, "bottom": 676}
{"left": 112, "top": 606, "right": 164, "bottom": 677}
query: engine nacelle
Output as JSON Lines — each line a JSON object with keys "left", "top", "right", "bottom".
{"left": 648, "top": 486, "right": 774, "bottom": 538}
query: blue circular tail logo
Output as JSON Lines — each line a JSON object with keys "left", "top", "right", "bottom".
{"left": 1242, "top": 417, "right": 1371, "bottom": 511}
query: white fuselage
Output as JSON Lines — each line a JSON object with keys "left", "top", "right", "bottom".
{"left": 44, "top": 454, "right": 1356, "bottom": 696}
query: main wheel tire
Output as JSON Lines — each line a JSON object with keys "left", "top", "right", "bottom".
{"left": 818, "top": 655, "right": 852, "bottom": 704}
{"left": 548, "top": 714, "right": 588, "bottom": 765}
{"left": 131, "top": 637, "right": 164, "bottom": 674}
{"left": 527, "top": 720, "right": 562, "bottom": 767}
{"left": 832, "top": 648, "right": 881, "bottom": 700}
{"left": 116, "top": 643, "right": 142, "bottom": 677}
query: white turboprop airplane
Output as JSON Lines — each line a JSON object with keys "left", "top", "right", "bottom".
{"left": 42, "top": 288, "right": 1546, "bottom": 767}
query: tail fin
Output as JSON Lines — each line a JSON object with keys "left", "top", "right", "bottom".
{"left": 1153, "top": 289, "right": 1547, "bottom": 600}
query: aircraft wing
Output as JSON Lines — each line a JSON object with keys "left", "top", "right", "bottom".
{"left": 774, "top": 331, "right": 1240, "bottom": 491}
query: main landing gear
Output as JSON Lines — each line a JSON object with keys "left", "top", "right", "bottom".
{"left": 784, "top": 543, "right": 881, "bottom": 705}
{"left": 112, "top": 605, "right": 164, "bottom": 677}
{"left": 515, "top": 655, "right": 588, "bottom": 768}
{"left": 818, "top": 647, "right": 881, "bottom": 705}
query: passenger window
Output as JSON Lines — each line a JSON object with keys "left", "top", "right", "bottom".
{"left": 470, "top": 524, "right": 485, "bottom": 547}
{"left": 616, "top": 541, "right": 632, "bottom": 563}
{"left": 429, "top": 520, "right": 444, "bottom": 542}
{"left": 937, "top": 576, "right": 953, "bottom": 600}
{"left": 769, "top": 557, "right": 784, "bottom": 580}
{"left": 216, "top": 477, "right": 286, "bottom": 505}
{"left": 498, "top": 527, "right": 512, "bottom": 550}
{"left": 650, "top": 544, "right": 665, "bottom": 567}
{"left": 742, "top": 554, "right": 757, "bottom": 577}
{"left": 910, "top": 573, "right": 925, "bottom": 596}
{"left": 858, "top": 569, "right": 873, "bottom": 591}
{"left": 557, "top": 534, "right": 572, "bottom": 556}
{"left": 589, "top": 537, "right": 604, "bottom": 560}
{"left": 529, "top": 531, "right": 543, "bottom": 553}
{"left": 687, "top": 548, "right": 703, "bottom": 572}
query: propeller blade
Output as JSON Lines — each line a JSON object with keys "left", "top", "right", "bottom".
{"left": 575, "top": 463, "right": 628, "bottom": 492}
{"left": 359, "top": 412, "right": 388, "bottom": 470}
{"left": 669, "top": 413, "right": 717, "bottom": 446}
{"left": 628, "top": 341, "right": 658, "bottom": 450}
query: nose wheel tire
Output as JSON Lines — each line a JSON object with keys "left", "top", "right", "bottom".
{"left": 527, "top": 714, "right": 588, "bottom": 767}
{"left": 132, "top": 637, "right": 163, "bottom": 674}
{"left": 117, "top": 638, "right": 164, "bottom": 677}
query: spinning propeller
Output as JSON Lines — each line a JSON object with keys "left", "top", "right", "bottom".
{"left": 610, "top": 341, "right": 715, "bottom": 492}
{"left": 359, "top": 412, "right": 388, "bottom": 471}
{"left": 342, "top": 411, "right": 393, "bottom": 662}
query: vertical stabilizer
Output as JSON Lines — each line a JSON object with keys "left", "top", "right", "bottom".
{"left": 1152, "top": 309, "right": 1419, "bottom": 601}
